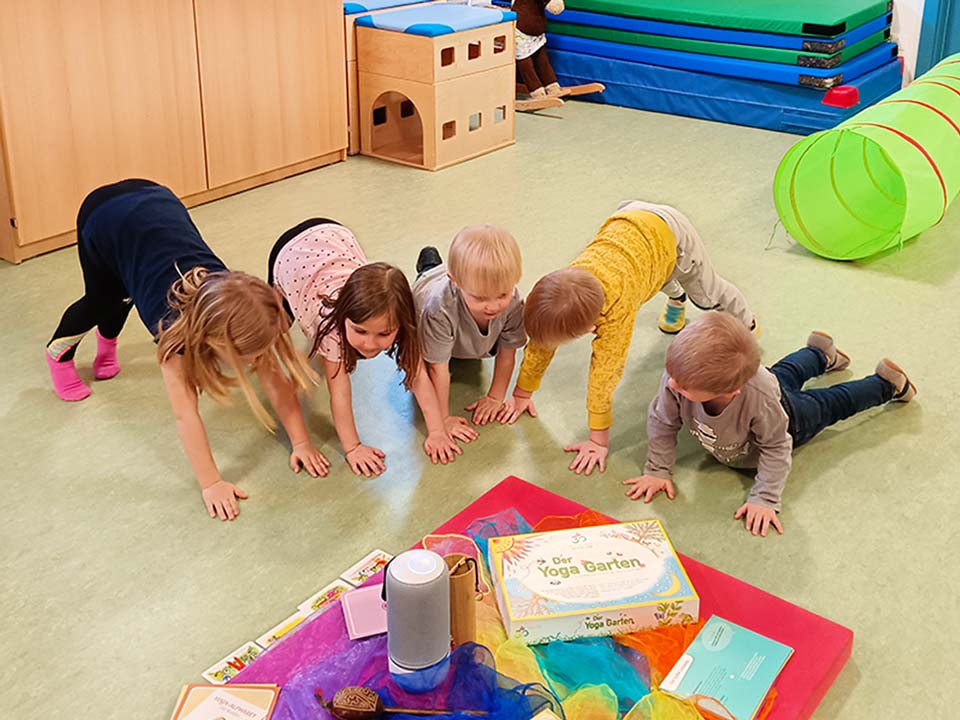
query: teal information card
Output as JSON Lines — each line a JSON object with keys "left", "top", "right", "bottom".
{"left": 662, "top": 615, "right": 794, "bottom": 720}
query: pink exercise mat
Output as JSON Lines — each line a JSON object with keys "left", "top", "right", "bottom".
{"left": 233, "top": 476, "right": 852, "bottom": 720}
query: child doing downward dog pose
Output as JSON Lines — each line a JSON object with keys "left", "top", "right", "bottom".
{"left": 624, "top": 313, "right": 917, "bottom": 536}
{"left": 46, "top": 180, "right": 327, "bottom": 521}
{"left": 269, "top": 219, "right": 464, "bottom": 477}
{"left": 503, "top": 200, "right": 756, "bottom": 474}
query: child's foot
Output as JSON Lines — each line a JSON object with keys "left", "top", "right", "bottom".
{"left": 93, "top": 330, "right": 121, "bottom": 380}
{"left": 807, "top": 331, "right": 850, "bottom": 372}
{"left": 416, "top": 246, "right": 442, "bottom": 275}
{"left": 658, "top": 298, "right": 686, "bottom": 334}
{"left": 46, "top": 351, "right": 91, "bottom": 401}
{"left": 876, "top": 359, "right": 917, "bottom": 402}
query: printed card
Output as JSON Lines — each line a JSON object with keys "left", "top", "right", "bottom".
{"left": 297, "top": 579, "right": 354, "bottom": 614}
{"left": 200, "top": 642, "right": 262, "bottom": 684}
{"left": 341, "top": 583, "right": 388, "bottom": 640}
{"left": 181, "top": 687, "right": 271, "bottom": 720}
{"left": 255, "top": 609, "right": 310, "bottom": 649}
{"left": 171, "top": 684, "right": 279, "bottom": 720}
{"left": 340, "top": 549, "right": 392, "bottom": 587}
{"left": 662, "top": 615, "right": 793, "bottom": 720}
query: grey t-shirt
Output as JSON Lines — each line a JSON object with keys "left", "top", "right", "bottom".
{"left": 644, "top": 368, "right": 793, "bottom": 510}
{"left": 413, "top": 264, "right": 527, "bottom": 363}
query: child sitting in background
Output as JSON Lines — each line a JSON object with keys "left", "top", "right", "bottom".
{"left": 46, "top": 179, "right": 326, "bottom": 522}
{"left": 269, "top": 219, "right": 465, "bottom": 478}
{"left": 624, "top": 313, "right": 917, "bottom": 536}
{"left": 413, "top": 225, "right": 527, "bottom": 429}
{"left": 502, "top": 201, "right": 756, "bottom": 475}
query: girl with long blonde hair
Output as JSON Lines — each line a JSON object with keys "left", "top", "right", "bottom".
{"left": 46, "top": 180, "right": 326, "bottom": 521}
{"left": 269, "top": 218, "right": 468, "bottom": 477}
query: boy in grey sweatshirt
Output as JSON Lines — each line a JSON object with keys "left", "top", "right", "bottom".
{"left": 625, "top": 313, "right": 917, "bottom": 536}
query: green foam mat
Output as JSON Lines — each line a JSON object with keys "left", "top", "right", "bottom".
{"left": 562, "top": 0, "right": 892, "bottom": 36}
{"left": 547, "top": 22, "right": 890, "bottom": 67}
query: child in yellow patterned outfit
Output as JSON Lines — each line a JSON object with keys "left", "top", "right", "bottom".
{"left": 499, "top": 201, "right": 756, "bottom": 474}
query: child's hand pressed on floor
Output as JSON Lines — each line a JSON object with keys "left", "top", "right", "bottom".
{"left": 497, "top": 393, "right": 537, "bottom": 424}
{"left": 735, "top": 502, "right": 784, "bottom": 537}
{"left": 466, "top": 395, "right": 503, "bottom": 426}
{"left": 623, "top": 475, "right": 676, "bottom": 503}
{"left": 290, "top": 442, "right": 331, "bottom": 478}
{"left": 345, "top": 444, "right": 387, "bottom": 478}
{"left": 564, "top": 440, "right": 608, "bottom": 475}
{"left": 444, "top": 416, "right": 479, "bottom": 443}
{"left": 424, "top": 430, "right": 463, "bottom": 465}
{"left": 202, "top": 480, "right": 249, "bottom": 521}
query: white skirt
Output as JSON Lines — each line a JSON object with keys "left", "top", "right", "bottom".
{"left": 515, "top": 28, "right": 547, "bottom": 60}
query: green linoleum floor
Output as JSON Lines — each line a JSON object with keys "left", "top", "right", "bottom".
{"left": 2, "top": 101, "right": 957, "bottom": 719}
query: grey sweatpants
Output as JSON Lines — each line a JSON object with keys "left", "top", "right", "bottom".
{"left": 616, "top": 200, "right": 754, "bottom": 328}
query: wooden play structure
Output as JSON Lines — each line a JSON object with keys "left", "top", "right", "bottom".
{"left": 343, "top": 1, "right": 443, "bottom": 156}
{"left": 356, "top": 4, "right": 517, "bottom": 171}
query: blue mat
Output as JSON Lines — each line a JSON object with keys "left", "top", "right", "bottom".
{"left": 344, "top": 0, "right": 429, "bottom": 15}
{"left": 548, "top": 49, "right": 903, "bottom": 134}
{"left": 547, "top": 34, "right": 898, "bottom": 87}
{"left": 549, "top": 9, "right": 893, "bottom": 53}
{"left": 354, "top": 4, "right": 515, "bottom": 35}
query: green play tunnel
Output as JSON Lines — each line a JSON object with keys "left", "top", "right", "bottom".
{"left": 774, "top": 53, "right": 960, "bottom": 260}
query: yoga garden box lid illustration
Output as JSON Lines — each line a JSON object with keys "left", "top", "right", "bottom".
{"left": 488, "top": 521, "right": 699, "bottom": 645}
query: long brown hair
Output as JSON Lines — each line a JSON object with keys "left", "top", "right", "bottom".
{"left": 157, "top": 267, "right": 318, "bottom": 428}
{"left": 312, "top": 262, "right": 420, "bottom": 388}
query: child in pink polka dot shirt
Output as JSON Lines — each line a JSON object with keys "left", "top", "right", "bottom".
{"left": 269, "top": 218, "right": 468, "bottom": 476}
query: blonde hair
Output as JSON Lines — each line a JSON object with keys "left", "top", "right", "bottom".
{"left": 157, "top": 268, "right": 318, "bottom": 429}
{"left": 448, "top": 225, "right": 522, "bottom": 297}
{"left": 523, "top": 267, "right": 604, "bottom": 347}
{"left": 314, "top": 263, "right": 421, "bottom": 389}
{"left": 666, "top": 312, "right": 760, "bottom": 394}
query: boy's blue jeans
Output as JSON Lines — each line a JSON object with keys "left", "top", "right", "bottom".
{"left": 771, "top": 347, "right": 894, "bottom": 448}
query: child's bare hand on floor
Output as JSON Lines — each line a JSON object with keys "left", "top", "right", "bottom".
{"left": 202, "top": 480, "right": 249, "bottom": 521}
{"left": 466, "top": 395, "right": 503, "bottom": 426}
{"left": 623, "top": 475, "right": 675, "bottom": 502}
{"left": 290, "top": 442, "right": 331, "bottom": 478}
{"left": 444, "top": 415, "right": 479, "bottom": 442}
{"left": 564, "top": 440, "right": 607, "bottom": 475}
{"left": 497, "top": 394, "right": 537, "bottom": 424}
{"left": 735, "top": 503, "right": 783, "bottom": 536}
{"left": 424, "top": 430, "right": 463, "bottom": 465}
{"left": 345, "top": 444, "right": 386, "bottom": 477}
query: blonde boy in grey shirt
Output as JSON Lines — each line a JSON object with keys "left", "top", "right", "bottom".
{"left": 625, "top": 313, "right": 917, "bottom": 537}
{"left": 413, "top": 226, "right": 527, "bottom": 434}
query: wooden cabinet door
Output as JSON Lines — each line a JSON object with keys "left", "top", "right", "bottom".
{"left": 0, "top": 1, "right": 207, "bottom": 247}
{"left": 195, "top": 0, "right": 348, "bottom": 189}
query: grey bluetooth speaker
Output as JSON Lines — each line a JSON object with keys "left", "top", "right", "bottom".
{"left": 384, "top": 549, "right": 451, "bottom": 693}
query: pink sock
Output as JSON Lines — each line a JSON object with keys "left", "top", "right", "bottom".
{"left": 46, "top": 351, "right": 91, "bottom": 401}
{"left": 93, "top": 330, "right": 121, "bottom": 380}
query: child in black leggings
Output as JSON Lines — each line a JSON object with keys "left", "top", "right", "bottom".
{"left": 47, "top": 179, "right": 327, "bottom": 520}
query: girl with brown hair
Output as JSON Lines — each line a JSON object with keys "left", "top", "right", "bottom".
{"left": 46, "top": 180, "right": 327, "bottom": 521}
{"left": 269, "top": 219, "right": 467, "bottom": 477}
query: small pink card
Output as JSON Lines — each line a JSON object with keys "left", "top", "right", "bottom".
{"left": 341, "top": 584, "right": 388, "bottom": 640}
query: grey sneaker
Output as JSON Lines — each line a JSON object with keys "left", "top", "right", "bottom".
{"left": 807, "top": 331, "right": 850, "bottom": 372}
{"left": 876, "top": 359, "right": 917, "bottom": 402}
